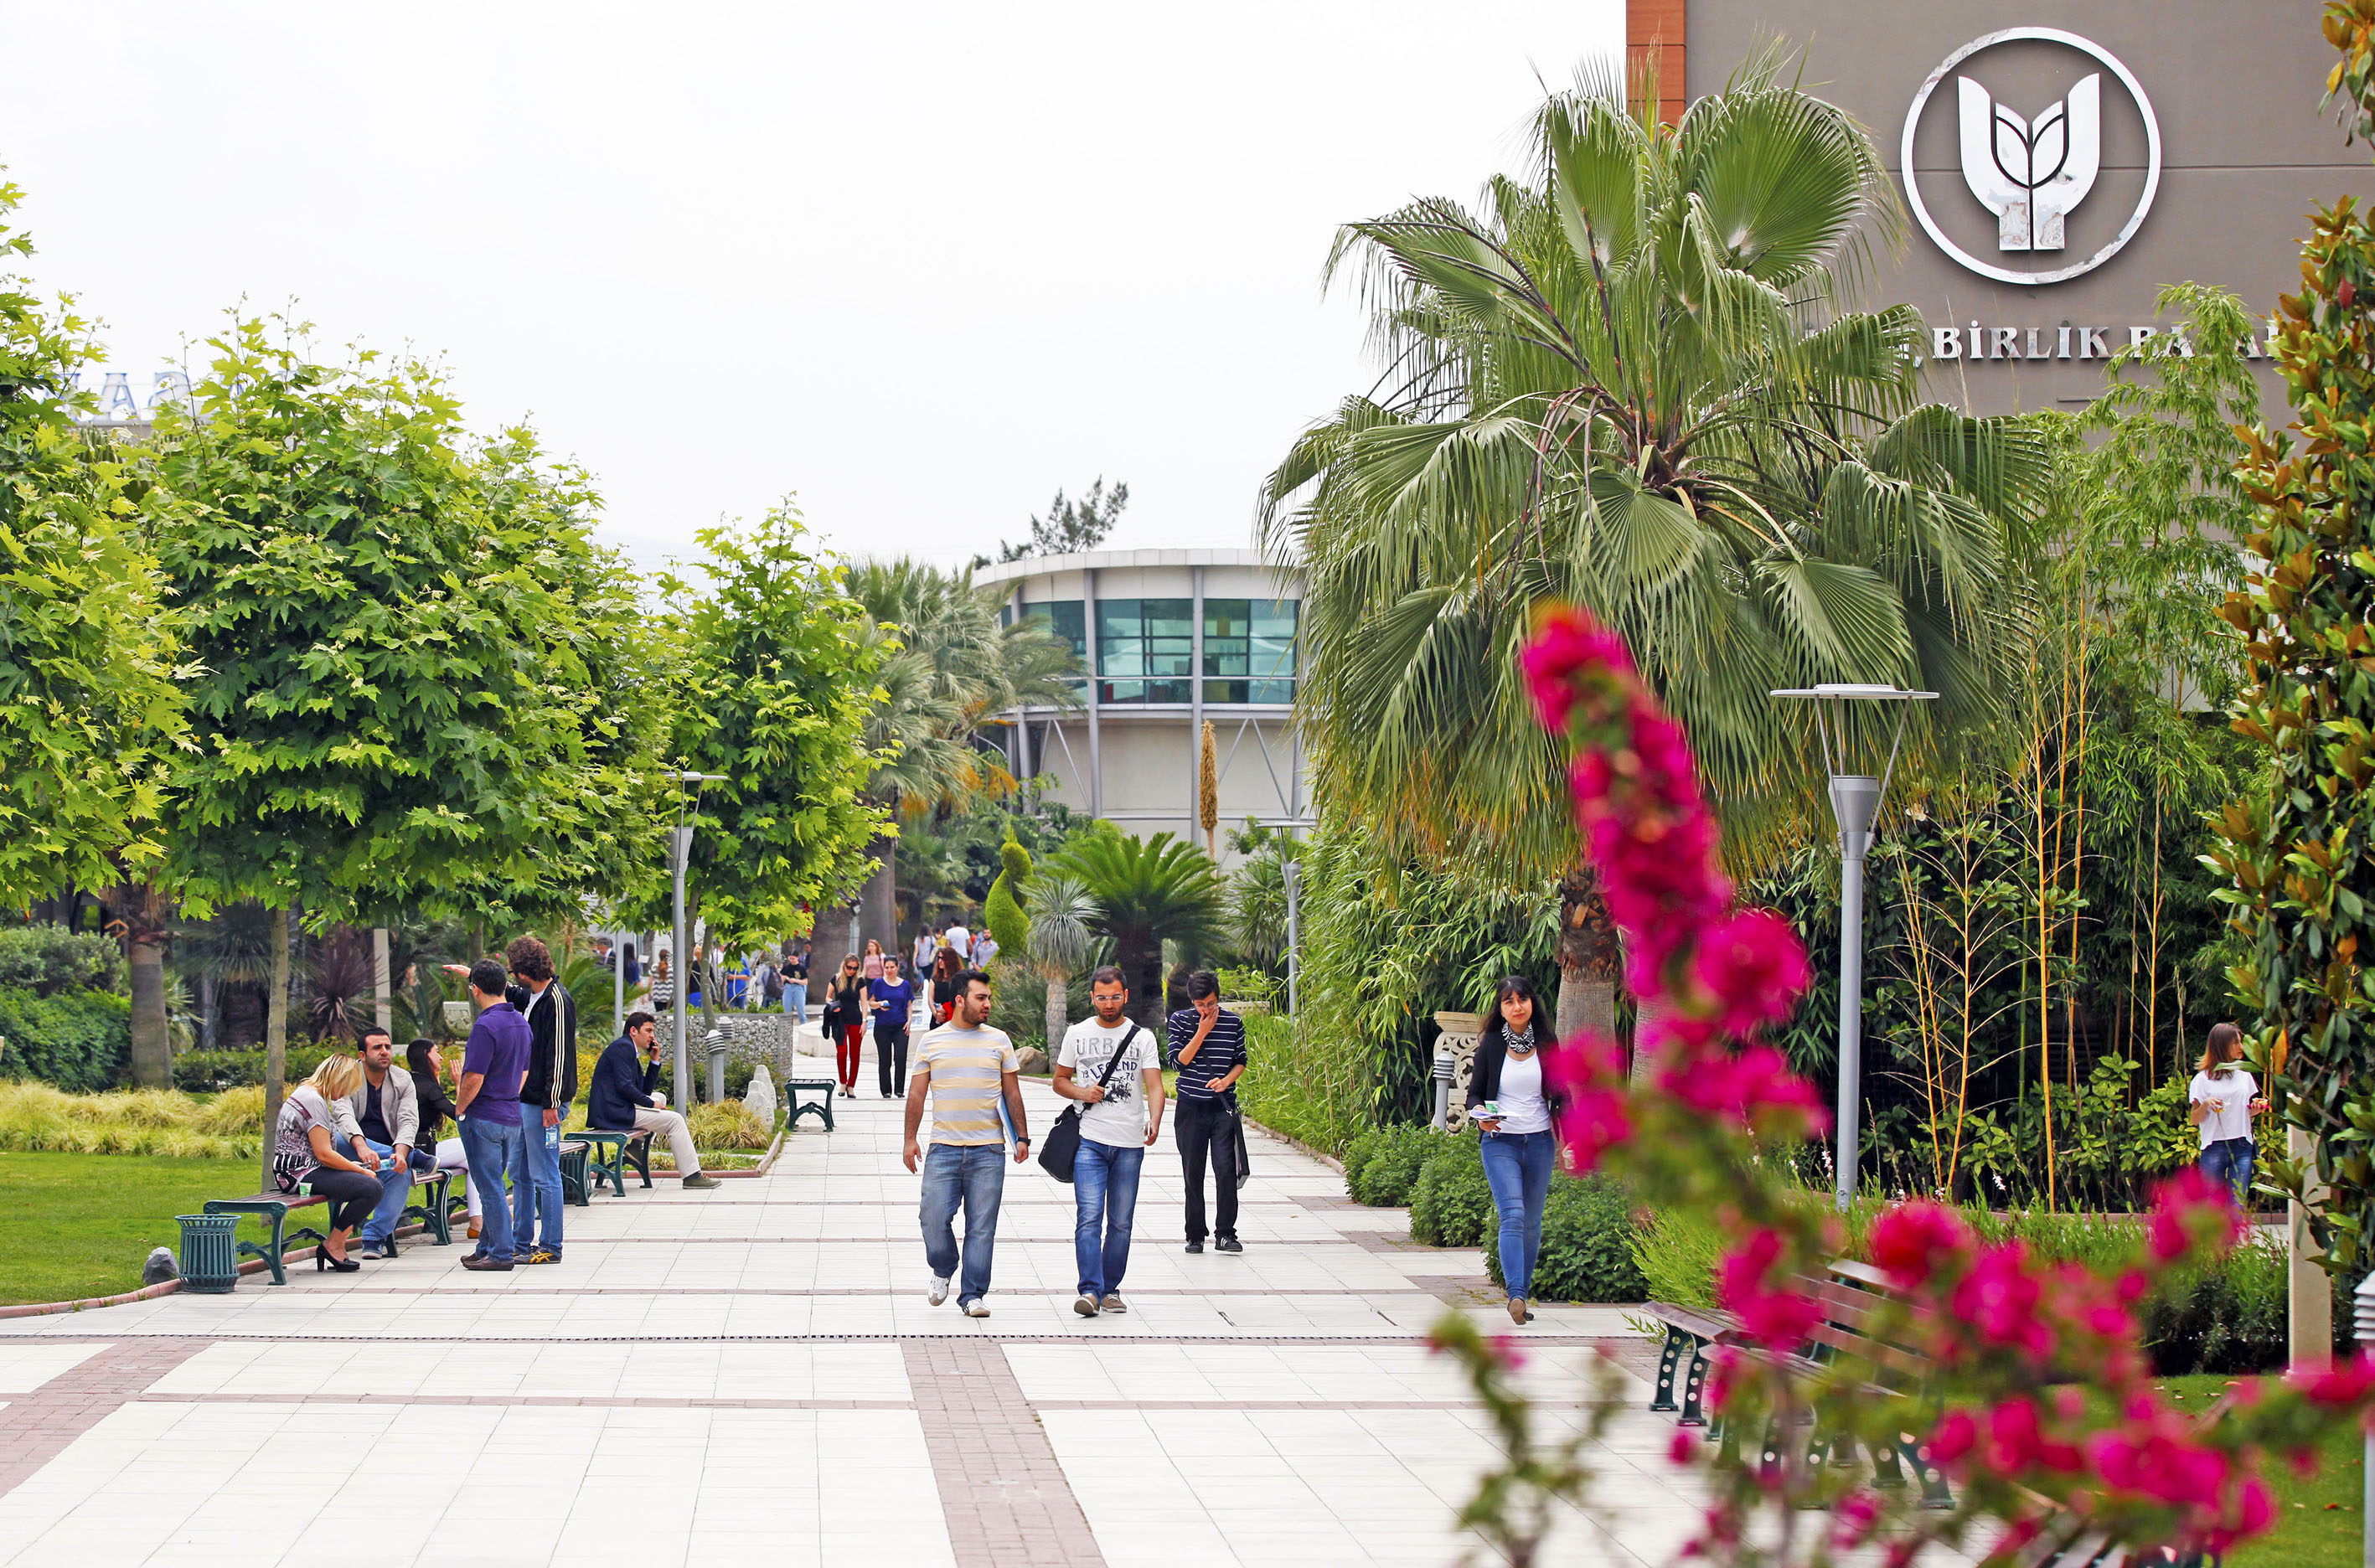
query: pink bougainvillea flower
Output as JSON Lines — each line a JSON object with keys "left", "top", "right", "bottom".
{"left": 1669, "top": 1429, "right": 1699, "bottom": 1465}
{"left": 1929, "top": 1408, "right": 1979, "bottom": 1466}
{"left": 2294, "top": 1351, "right": 2375, "bottom": 1407}
{"left": 1983, "top": 1397, "right": 2084, "bottom": 1474}
{"left": 1520, "top": 607, "right": 1631, "bottom": 731}
{"left": 1868, "top": 1200, "right": 1973, "bottom": 1289}
{"left": 1949, "top": 1242, "right": 2055, "bottom": 1359}
{"left": 2147, "top": 1166, "right": 2245, "bottom": 1265}
{"left": 1691, "top": 907, "right": 1812, "bottom": 1035}
{"left": 1716, "top": 1229, "right": 1821, "bottom": 1348}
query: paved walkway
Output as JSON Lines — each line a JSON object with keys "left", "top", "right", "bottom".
{"left": 0, "top": 1027, "right": 1756, "bottom": 1566}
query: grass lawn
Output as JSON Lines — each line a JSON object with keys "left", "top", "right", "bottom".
{"left": 0, "top": 1152, "right": 261, "bottom": 1306}
{"left": 2096, "top": 1375, "right": 2362, "bottom": 1566}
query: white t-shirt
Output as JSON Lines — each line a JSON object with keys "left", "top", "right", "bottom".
{"left": 942, "top": 925, "right": 971, "bottom": 957}
{"left": 1491, "top": 1048, "right": 1551, "bottom": 1135}
{"left": 2190, "top": 1068, "right": 2257, "bottom": 1148}
{"left": 1058, "top": 1016, "right": 1160, "bottom": 1148}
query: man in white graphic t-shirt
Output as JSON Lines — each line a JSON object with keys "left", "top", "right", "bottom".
{"left": 1055, "top": 965, "right": 1165, "bottom": 1318}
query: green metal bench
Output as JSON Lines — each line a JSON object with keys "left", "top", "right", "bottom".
{"left": 204, "top": 1194, "right": 330, "bottom": 1287}
{"left": 786, "top": 1078, "right": 836, "bottom": 1132}
{"left": 576, "top": 1128, "right": 653, "bottom": 1196}
{"left": 400, "top": 1169, "right": 457, "bottom": 1245}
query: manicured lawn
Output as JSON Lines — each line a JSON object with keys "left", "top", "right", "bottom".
{"left": 0, "top": 1152, "right": 261, "bottom": 1306}
{"left": 2107, "top": 1375, "right": 2362, "bottom": 1566}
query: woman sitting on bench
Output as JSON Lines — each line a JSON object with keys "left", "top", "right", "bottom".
{"left": 270, "top": 1055, "right": 385, "bottom": 1272}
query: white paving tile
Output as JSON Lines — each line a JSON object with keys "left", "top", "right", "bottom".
{"left": 0, "top": 1342, "right": 107, "bottom": 1393}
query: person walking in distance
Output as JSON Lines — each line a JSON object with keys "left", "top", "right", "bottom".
{"left": 911, "top": 926, "right": 937, "bottom": 982}
{"left": 870, "top": 955, "right": 918, "bottom": 1099}
{"left": 906, "top": 969, "right": 1030, "bottom": 1318}
{"left": 506, "top": 936, "right": 578, "bottom": 1266}
{"left": 453, "top": 957, "right": 532, "bottom": 1271}
{"left": 1056, "top": 966, "right": 1166, "bottom": 1314}
{"left": 825, "top": 954, "right": 866, "bottom": 1098}
{"left": 1168, "top": 970, "right": 1247, "bottom": 1255}
{"left": 1469, "top": 976, "right": 1559, "bottom": 1325}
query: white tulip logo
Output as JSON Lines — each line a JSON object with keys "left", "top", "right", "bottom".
{"left": 1957, "top": 73, "right": 2101, "bottom": 253}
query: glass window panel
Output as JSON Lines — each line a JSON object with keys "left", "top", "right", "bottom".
{"left": 1096, "top": 598, "right": 1191, "bottom": 703}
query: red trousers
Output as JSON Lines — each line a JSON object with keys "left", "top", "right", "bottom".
{"left": 838, "top": 1024, "right": 863, "bottom": 1090}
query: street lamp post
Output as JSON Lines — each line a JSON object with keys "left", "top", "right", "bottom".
{"left": 1769, "top": 684, "right": 1936, "bottom": 1211}
{"left": 1282, "top": 858, "right": 1302, "bottom": 1017}
{"left": 667, "top": 772, "right": 719, "bottom": 1109}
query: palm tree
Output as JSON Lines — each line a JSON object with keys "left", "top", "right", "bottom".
{"left": 1260, "top": 55, "right": 2045, "bottom": 1039}
{"left": 1025, "top": 873, "right": 1100, "bottom": 1049}
{"left": 1047, "top": 830, "right": 1226, "bottom": 1018}
{"left": 844, "top": 559, "right": 1083, "bottom": 948}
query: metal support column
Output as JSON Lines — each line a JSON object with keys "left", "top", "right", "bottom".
{"left": 1829, "top": 775, "right": 1880, "bottom": 1211}
{"left": 671, "top": 826, "right": 692, "bottom": 1110}
{"left": 1083, "top": 566, "right": 1102, "bottom": 819}
{"left": 1190, "top": 564, "right": 1206, "bottom": 842}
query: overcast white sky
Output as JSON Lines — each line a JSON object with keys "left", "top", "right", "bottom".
{"left": 0, "top": 3, "right": 1620, "bottom": 577}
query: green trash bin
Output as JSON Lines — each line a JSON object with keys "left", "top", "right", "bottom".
{"left": 175, "top": 1213, "right": 241, "bottom": 1294}
{"left": 560, "top": 1139, "right": 590, "bottom": 1207}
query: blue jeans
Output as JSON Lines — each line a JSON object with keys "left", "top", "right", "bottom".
{"left": 457, "top": 1115, "right": 528, "bottom": 1260}
{"left": 1072, "top": 1139, "right": 1144, "bottom": 1297}
{"left": 1480, "top": 1129, "right": 1557, "bottom": 1301}
{"left": 920, "top": 1142, "right": 1006, "bottom": 1303}
{"left": 514, "top": 1106, "right": 567, "bottom": 1259}
{"left": 2202, "top": 1137, "right": 2255, "bottom": 1207}
{"left": 336, "top": 1135, "right": 437, "bottom": 1246}
{"left": 783, "top": 989, "right": 806, "bottom": 1025}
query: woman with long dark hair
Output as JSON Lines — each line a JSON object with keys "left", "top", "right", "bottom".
{"left": 824, "top": 954, "right": 867, "bottom": 1098}
{"left": 1467, "top": 975, "right": 1557, "bottom": 1324}
{"left": 931, "top": 946, "right": 963, "bottom": 1026}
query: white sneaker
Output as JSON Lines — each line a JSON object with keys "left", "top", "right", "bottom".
{"left": 1072, "top": 1292, "right": 1100, "bottom": 1317}
{"left": 927, "top": 1275, "right": 951, "bottom": 1306}
{"left": 960, "top": 1298, "right": 990, "bottom": 1318}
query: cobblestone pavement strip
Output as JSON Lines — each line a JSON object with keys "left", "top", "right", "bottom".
{"left": 0, "top": 1026, "right": 1960, "bottom": 1566}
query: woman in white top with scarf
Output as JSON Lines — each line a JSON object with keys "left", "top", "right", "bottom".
{"left": 1466, "top": 975, "right": 1559, "bottom": 1325}
{"left": 2189, "top": 1021, "right": 2266, "bottom": 1207}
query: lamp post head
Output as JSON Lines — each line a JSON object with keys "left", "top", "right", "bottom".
{"left": 1770, "top": 685, "right": 1939, "bottom": 859}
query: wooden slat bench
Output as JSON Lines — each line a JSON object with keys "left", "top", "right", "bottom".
{"left": 1646, "top": 1261, "right": 1954, "bottom": 1509}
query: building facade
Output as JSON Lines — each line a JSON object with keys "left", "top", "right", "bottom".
{"left": 977, "top": 549, "right": 1305, "bottom": 861}
{"left": 1628, "top": 0, "right": 2372, "bottom": 417}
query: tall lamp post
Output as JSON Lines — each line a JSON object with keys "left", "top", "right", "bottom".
{"left": 666, "top": 772, "right": 719, "bottom": 1110}
{"left": 1769, "top": 684, "right": 1936, "bottom": 1211}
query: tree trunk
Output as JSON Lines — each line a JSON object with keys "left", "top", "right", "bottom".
{"left": 1126, "top": 938, "right": 1163, "bottom": 1027}
{"left": 128, "top": 938, "right": 170, "bottom": 1088}
{"left": 1555, "top": 858, "right": 1622, "bottom": 1046}
{"left": 199, "top": 972, "right": 216, "bottom": 1052}
{"left": 260, "top": 905, "right": 292, "bottom": 1196}
{"left": 862, "top": 834, "right": 897, "bottom": 952}
{"left": 1045, "top": 974, "right": 1069, "bottom": 1050}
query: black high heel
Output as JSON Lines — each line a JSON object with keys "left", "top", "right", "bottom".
{"left": 317, "top": 1249, "right": 360, "bottom": 1273}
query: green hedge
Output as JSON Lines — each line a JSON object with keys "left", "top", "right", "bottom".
{"left": 1484, "top": 1173, "right": 1649, "bottom": 1302}
{"left": 0, "top": 988, "right": 131, "bottom": 1092}
{"left": 1344, "top": 1122, "right": 1439, "bottom": 1206}
{"left": 1237, "top": 1012, "right": 1369, "bottom": 1158}
{"left": 170, "top": 1045, "right": 342, "bottom": 1092}
{"left": 0, "top": 926, "right": 121, "bottom": 995}
{"left": 1410, "top": 1132, "right": 1493, "bottom": 1246}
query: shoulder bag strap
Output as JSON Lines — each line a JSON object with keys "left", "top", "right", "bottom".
{"left": 1090, "top": 1024, "right": 1138, "bottom": 1093}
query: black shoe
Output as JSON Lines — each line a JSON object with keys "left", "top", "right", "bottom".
{"left": 1185, "top": 1240, "right": 1204, "bottom": 1254}
{"left": 460, "top": 1253, "right": 514, "bottom": 1272}
{"left": 316, "top": 1250, "right": 360, "bottom": 1273}
{"left": 1216, "top": 1236, "right": 1243, "bottom": 1254}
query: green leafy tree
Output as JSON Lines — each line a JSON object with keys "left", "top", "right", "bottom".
{"left": 1260, "top": 57, "right": 2042, "bottom": 1040}
{"left": 152, "top": 321, "right": 663, "bottom": 1182}
{"left": 2210, "top": 0, "right": 2375, "bottom": 1285}
{"left": 1047, "top": 828, "right": 1225, "bottom": 1016}
{"left": 645, "top": 505, "right": 888, "bottom": 1020}
{"left": 0, "top": 183, "right": 187, "bottom": 924}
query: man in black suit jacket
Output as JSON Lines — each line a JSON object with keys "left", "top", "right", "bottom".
{"left": 589, "top": 1011, "right": 717, "bottom": 1188}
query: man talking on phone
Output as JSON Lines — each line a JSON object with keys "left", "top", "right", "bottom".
{"left": 1168, "top": 971, "right": 1247, "bottom": 1256}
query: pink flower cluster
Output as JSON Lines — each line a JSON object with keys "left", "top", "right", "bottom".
{"left": 1713, "top": 1227, "right": 1821, "bottom": 1347}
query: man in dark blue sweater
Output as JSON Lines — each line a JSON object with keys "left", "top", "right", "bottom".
{"left": 589, "top": 1011, "right": 720, "bottom": 1189}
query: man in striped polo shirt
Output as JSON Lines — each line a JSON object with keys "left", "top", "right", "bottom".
{"left": 1169, "top": 970, "right": 1248, "bottom": 1254}
{"left": 905, "top": 969, "right": 1030, "bottom": 1317}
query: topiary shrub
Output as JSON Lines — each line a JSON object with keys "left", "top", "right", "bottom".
{"left": 985, "top": 834, "right": 1032, "bottom": 957}
{"left": 1410, "top": 1132, "right": 1493, "bottom": 1246}
{"left": 1484, "top": 1173, "right": 1649, "bottom": 1302}
{"left": 0, "top": 986, "right": 131, "bottom": 1091}
{"left": 1345, "top": 1122, "right": 1438, "bottom": 1206}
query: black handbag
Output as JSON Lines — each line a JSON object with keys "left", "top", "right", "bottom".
{"left": 1038, "top": 1024, "right": 1141, "bottom": 1184}
{"left": 1229, "top": 1092, "right": 1253, "bottom": 1189}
